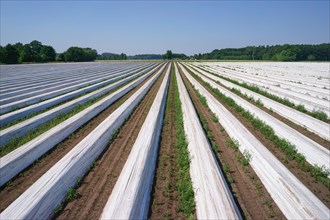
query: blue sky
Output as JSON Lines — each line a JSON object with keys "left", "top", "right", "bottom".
{"left": 1, "top": 0, "right": 329, "bottom": 55}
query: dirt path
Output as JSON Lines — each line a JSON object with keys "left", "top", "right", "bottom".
{"left": 180, "top": 67, "right": 285, "bottom": 219}
{"left": 0, "top": 67, "right": 162, "bottom": 212}
{"left": 148, "top": 66, "right": 190, "bottom": 219}
{"left": 187, "top": 68, "right": 330, "bottom": 208}
{"left": 54, "top": 65, "right": 168, "bottom": 220}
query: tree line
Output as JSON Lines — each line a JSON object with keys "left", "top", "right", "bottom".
{"left": 128, "top": 54, "right": 163, "bottom": 60}
{"left": 1, "top": 42, "right": 329, "bottom": 64}
{"left": 0, "top": 40, "right": 98, "bottom": 64}
{"left": 97, "top": 53, "right": 166, "bottom": 60}
{"left": 97, "top": 52, "right": 127, "bottom": 60}
{"left": 192, "top": 44, "right": 330, "bottom": 61}
{"left": 0, "top": 40, "right": 56, "bottom": 64}
{"left": 163, "top": 50, "right": 188, "bottom": 60}
{"left": 58, "top": 47, "right": 97, "bottom": 62}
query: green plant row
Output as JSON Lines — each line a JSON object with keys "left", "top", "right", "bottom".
{"left": 189, "top": 82, "right": 281, "bottom": 218}
{"left": 173, "top": 66, "right": 196, "bottom": 217}
{"left": 0, "top": 101, "right": 89, "bottom": 157}
{"left": 51, "top": 99, "right": 138, "bottom": 216}
{"left": 0, "top": 87, "right": 91, "bottom": 131}
{"left": 194, "top": 65, "right": 328, "bottom": 122}
{"left": 189, "top": 70, "right": 330, "bottom": 190}
{"left": 193, "top": 85, "right": 251, "bottom": 168}
{"left": 0, "top": 66, "right": 152, "bottom": 131}
{"left": 229, "top": 87, "right": 265, "bottom": 108}
{"left": 0, "top": 79, "right": 135, "bottom": 157}
{"left": 192, "top": 86, "right": 252, "bottom": 217}
{"left": 2, "top": 75, "right": 119, "bottom": 118}
{"left": 53, "top": 176, "right": 82, "bottom": 216}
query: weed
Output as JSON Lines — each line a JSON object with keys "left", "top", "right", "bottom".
{"left": 297, "top": 104, "right": 306, "bottom": 113}
{"left": 242, "top": 149, "right": 252, "bottom": 166}
{"left": 88, "top": 160, "right": 97, "bottom": 171}
{"left": 223, "top": 163, "right": 230, "bottom": 173}
{"left": 311, "top": 110, "right": 328, "bottom": 121}
{"left": 256, "top": 98, "right": 263, "bottom": 107}
{"left": 263, "top": 199, "right": 272, "bottom": 208}
{"left": 53, "top": 180, "right": 79, "bottom": 215}
{"left": 227, "top": 175, "right": 235, "bottom": 184}
{"left": 65, "top": 187, "right": 77, "bottom": 202}
{"left": 231, "top": 87, "right": 242, "bottom": 95}
{"left": 211, "top": 113, "right": 219, "bottom": 122}
{"left": 192, "top": 85, "right": 207, "bottom": 107}
{"left": 227, "top": 138, "right": 240, "bottom": 150}
{"left": 165, "top": 179, "right": 171, "bottom": 197}
{"left": 173, "top": 65, "right": 195, "bottom": 216}
{"left": 53, "top": 203, "right": 64, "bottom": 215}
{"left": 163, "top": 210, "right": 170, "bottom": 219}
{"left": 268, "top": 210, "right": 276, "bottom": 218}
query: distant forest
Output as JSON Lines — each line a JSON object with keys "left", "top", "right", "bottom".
{"left": 0, "top": 40, "right": 97, "bottom": 64}
{"left": 97, "top": 52, "right": 128, "bottom": 60}
{"left": 128, "top": 54, "right": 163, "bottom": 60}
{"left": 192, "top": 44, "right": 330, "bottom": 61}
{"left": 1, "top": 41, "right": 329, "bottom": 64}
{"left": 0, "top": 40, "right": 57, "bottom": 64}
{"left": 97, "top": 53, "right": 163, "bottom": 60}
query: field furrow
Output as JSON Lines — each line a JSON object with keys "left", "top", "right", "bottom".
{"left": 0, "top": 63, "right": 166, "bottom": 219}
{"left": 175, "top": 63, "right": 242, "bottom": 219}
{"left": 1, "top": 61, "right": 328, "bottom": 219}
{"left": 178, "top": 63, "right": 329, "bottom": 219}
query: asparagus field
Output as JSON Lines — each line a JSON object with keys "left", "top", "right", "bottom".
{"left": 0, "top": 61, "right": 329, "bottom": 219}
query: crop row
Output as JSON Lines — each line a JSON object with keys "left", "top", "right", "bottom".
{"left": 197, "top": 62, "right": 330, "bottom": 117}
{"left": 177, "top": 63, "right": 329, "bottom": 218}
{"left": 0, "top": 61, "right": 329, "bottom": 219}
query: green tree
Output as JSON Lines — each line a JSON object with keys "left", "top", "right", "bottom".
{"left": 276, "top": 49, "right": 297, "bottom": 61}
{"left": 19, "top": 44, "right": 34, "bottom": 62}
{"left": 13, "top": 42, "right": 23, "bottom": 53}
{"left": 82, "top": 48, "right": 97, "bottom": 61}
{"left": 307, "top": 54, "right": 316, "bottom": 61}
{"left": 29, "top": 40, "right": 43, "bottom": 62}
{"left": 2, "top": 44, "right": 20, "bottom": 64}
{"left": 120, "top": 53, "right": 127, "bottom": 60}
{"left": 0, "top": 46, "right": 5, "bottom": 63}
{"left": 163, "top": 50, "right": 173, "bottom": 60}
{"left": 64, "top": 47, "right": 85, "bottom": 62}
{"left": 192, "top": 43, "right": 329, "bottom": 61}
{"left": 57, "top": 53, "right": 65, "bottom": 61}
{"left": 40, "top": 45, "right": 56, "bottom": 62}
{"left": 63, "top": 47, "right": 97, "bottom": 62}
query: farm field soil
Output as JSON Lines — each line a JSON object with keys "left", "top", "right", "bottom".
{"left": 0, "top": 67, "right": 160, "bottom": 212}
{"left": 54, "top": 65, "right": 168, "bottom": 220}
{"left": 180, "top": 67, "right": 285, "bottom": 219}
{"left": 205, "top": 74, "right": 330, "bottom": 150}
{"left": 148, "top": 68, "right": 192, "bottom": 219}
{"left": 187, "top": 68, "right": 330, "bottom": 208}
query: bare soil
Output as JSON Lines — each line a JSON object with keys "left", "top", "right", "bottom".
{"left": 180, "top": 67, "right": 285, "bottom": 219}
{"left": 0, "top": 66, "right": 162, "bottom": 212}
{"left": 148, "top": 68, "right": 190, "bottom": 219}
{"left": 54, "top": 65, "right": 168, "bottom": 220}
{"left": 186, "top": 66, "right": 330, "bottom": 208}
